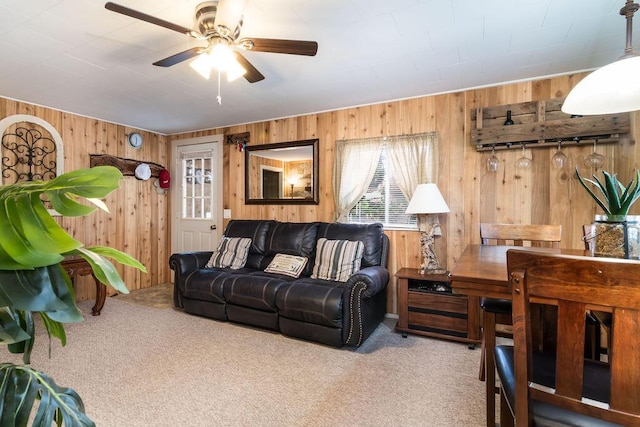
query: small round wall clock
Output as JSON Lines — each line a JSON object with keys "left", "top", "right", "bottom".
{"left": 128, "top": 132, "right": 143, "bottom": 149}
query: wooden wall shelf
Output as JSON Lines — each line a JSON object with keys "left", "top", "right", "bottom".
{"left": 470, "top": 97, "right": 631, "bottom": 151}
{"left": 89, "top": 154, "right": 165, "bottom": 178}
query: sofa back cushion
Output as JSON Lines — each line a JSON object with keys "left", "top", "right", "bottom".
{"left": 316, "top": 222, "right": 384, "bottom": 268}
{"left": 311, "top": 238, "right": 365, "bottom": 282}
{"left": 265, "top": 222, "right": 319, "bottom": 276}
{"left": 223, "top": 220, "right": 274, "bottom": 270}
{"left": 205, "top": 237, "right": 252, "bottom": 269}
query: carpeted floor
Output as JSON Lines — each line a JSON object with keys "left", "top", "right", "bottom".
{"left": 2, "top": 285, "right": 490, "bottom": 426}
{"left": 114, "top": 282, "right": 174, "bottom": 309}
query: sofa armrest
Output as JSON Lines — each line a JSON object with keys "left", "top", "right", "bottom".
{"left": 169, "top": 252, "right": 212, "bottom": 281}
{"left": 345, "top": 266, "right": 389, "bottom": 298}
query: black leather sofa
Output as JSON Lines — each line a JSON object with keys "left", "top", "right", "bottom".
{"left": 169, "top": 220, "right": 390, "bottom": 347}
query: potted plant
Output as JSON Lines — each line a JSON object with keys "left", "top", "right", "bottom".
{"left": 0, "top": 165, "right": 145, "bottom": 426}
{"left": 575, "top": 167, "right": 640, "bottom": 258}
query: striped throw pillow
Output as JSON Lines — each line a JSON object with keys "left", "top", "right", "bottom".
{"left": 206, "top": 237, "right": 252, "bottom": 269}
{"left": 311, "top": 238, "right": 365, "bottom": 282}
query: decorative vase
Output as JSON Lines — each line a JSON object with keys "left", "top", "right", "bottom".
{"left": 590, "top": 214, "right": 640, "bottom": 259}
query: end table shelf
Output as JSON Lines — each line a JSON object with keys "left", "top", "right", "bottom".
{"left": 395, "top": 268, "right": 480, "bottom": 348}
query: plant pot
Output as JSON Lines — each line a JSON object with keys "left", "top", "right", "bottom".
{"left": 590, "top": 215, "right": 640, "bottom": 259}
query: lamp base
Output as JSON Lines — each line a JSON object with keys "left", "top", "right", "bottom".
{"left": 419, "top": 226, "right": 441, "bottom": 272}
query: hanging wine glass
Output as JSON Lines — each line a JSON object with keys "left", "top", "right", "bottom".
{"left": 584, "top": 140, "right": 605, "bottom": 169}
{"left": 552, "top": 141, "right": 567, "bottom": 169}
{"left": 516, "top": 144, "right": 532, "bottom": 170}
{"left": 486, "top": 146, "right": 499, "bottom": 172}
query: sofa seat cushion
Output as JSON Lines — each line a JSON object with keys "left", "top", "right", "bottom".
{"left": 275, "top": 278, "right": 344, "bottom": 328}
{"left": 223, "top": 274, "right": 290, "bottom": 312}
{"left": 494, "top": 345, "right": 615, "bottom": 427}
{"left": 182, "top": 269, "right": 230, "bottom": 303}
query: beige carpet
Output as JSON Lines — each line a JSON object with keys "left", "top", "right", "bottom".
{"left": 113, "top": 282, "right": 174, "bottom": 309}
{"left": 2, "top": 286, "right": 488, "bottom": 426}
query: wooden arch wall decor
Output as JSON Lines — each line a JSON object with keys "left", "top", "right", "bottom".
{"left": 0, "top": 114, "right": 65, "bottom": 184}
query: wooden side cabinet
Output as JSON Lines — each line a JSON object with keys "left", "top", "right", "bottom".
{"left": 395, "top": 268, "right": 480, "bottom": 347}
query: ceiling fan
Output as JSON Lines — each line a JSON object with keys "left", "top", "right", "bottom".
{"left": 104, "top": 1, "right": 318, "bottom": 84}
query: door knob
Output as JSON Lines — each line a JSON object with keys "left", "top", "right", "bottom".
{"left": 210, "top": 224, "right": 217, "bottom": 230}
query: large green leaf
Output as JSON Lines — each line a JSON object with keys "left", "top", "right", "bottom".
{"left": 0, "top": 363, "right": 94, "bottom": 427}
{"left": 15, "top": 193, "right": 82, "bottom": 254}
{"left": 0, "top": 308, "right": 30, "bottom": 345}
{"left": 0, "top": 266, "right": 81, "bottom": 321}
{"left": 67, "top": 248, "right": 135, "bottom": 295}
{"left": 0, "top": 166, "right": 122, "bottom": 269}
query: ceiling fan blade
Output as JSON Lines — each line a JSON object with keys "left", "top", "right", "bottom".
{"left": 233, "top": 52, "right": 265, "bottom": 83}
{"left": 105, "top": 2, "right": 195, "bottom": 36}
{"left": 237, "top": 38, "right": 318, "bottom": 56}
{"left": 153, "top": 47, "right": 204, "bottom": 67}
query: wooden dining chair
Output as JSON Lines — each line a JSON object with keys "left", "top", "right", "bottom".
{"left": 479, "top": 223, "right": 562, "bottom": 426}
{"left": 496, "top": 249, "right": 640, "bottom": 426}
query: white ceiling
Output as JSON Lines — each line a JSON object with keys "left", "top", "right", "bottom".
{"left": 0, "top": 0, "right": 636, "bottom": 135}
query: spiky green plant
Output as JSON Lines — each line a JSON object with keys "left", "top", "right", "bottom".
{"left": 0, "top": 166, "right": 146, "bottom": 427}
{"left": 575, "top": 167, "right": 640, "bottom": 220}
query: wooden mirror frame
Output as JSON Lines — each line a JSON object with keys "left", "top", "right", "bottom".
{"left": 244, "top": 139, "right": 319, "bottom": 205}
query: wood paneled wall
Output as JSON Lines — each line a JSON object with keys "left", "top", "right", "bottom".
{"left": 173, "top": 72, "right": 640, "bottom": 314}
{"left": 4, "top": 71, "right": 639, "bottom": 314}
{"left": 0, "top": 98, "right": 171, "bottom": 302}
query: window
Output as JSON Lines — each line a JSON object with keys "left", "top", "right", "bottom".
{"left": 181, "top": 152, "right": 214, "bottom": 220}
{"left": 348, "top": 148, "right": 416, "bottom": 228}
{"left": 333, "top": 132, "right": 439, "bottom": 229}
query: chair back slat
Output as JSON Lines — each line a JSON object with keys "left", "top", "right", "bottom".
{"left": 610, "top": 309, "right": 640, "bottom": 413}
{"left": 555, "top": 301, "right": 586, "bottom": 399}
{"left": 480, "top": 223, "right": 562, "bottom": 248}
{"left": 506, "top": 249, "right": 640, "bottom": 426}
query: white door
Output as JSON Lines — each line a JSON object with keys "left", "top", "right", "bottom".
{"left": 171, "top": 135, "right": 224, "bottom": 254}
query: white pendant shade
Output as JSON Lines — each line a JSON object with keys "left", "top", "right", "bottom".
{"left": 405, "top": 184, "right": 450, "bottom": 214}
{"left": 562, "top": 55, "right": 640, "bottom": 115}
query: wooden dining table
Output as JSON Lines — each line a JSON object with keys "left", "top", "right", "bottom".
{"left": 450, "top": 244, "right": 589, "bottom": 340}
{"left": 450, "top": 244, "right": 592, "bottom": 427}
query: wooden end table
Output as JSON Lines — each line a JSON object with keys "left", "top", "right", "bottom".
{"left": 62, "top": 257, "right": 105, "bottom": 316}
{"left": 395, "top": 267, "right": 480, "bottom": 348}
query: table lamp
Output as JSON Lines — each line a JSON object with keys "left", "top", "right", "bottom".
{"left": 405, "top": 183, "right": 450, "bottom": 274}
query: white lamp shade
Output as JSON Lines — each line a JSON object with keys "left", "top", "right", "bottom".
{"left": 561, "top": 55, "right": 640, "bottom": 115}
{"left": 405, "top": 183, "right": 450, "bottom": 214}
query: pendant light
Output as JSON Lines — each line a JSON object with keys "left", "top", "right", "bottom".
{"left": 562, "top": 1, "right": 640, "bottom": 115}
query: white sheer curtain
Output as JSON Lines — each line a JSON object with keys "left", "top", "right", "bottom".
{"left": 386, "top": 132, "right": 439, "bottom": 201}
{"left": 333, "top": 139, "right": 382, "bottom": 222}
{"left": 333, "top": 132, "right": 439, "bottom": 223}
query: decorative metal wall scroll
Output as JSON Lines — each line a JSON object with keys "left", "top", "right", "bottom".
{"left": 1, "top": 126, "right": 57, "bottom": 182}
{"left": 0, "top": 115, "right": 65, "bottom": 185}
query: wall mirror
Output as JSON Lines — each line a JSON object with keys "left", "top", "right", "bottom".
{"left": 245, "top": 139, "right": 319, "bottom": 204}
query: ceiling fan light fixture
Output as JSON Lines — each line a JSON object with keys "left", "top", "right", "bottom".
{"left": 562, "top": 0, "right": 640, "bottom": 115}
{"left": 226, "top": 59, "right": 247, "bottom": 82}
{"left": 209, "top": 43, "right": 236, "bottom": 70}
{"left": 214, "top": 0, "right": 248, "bottom": 37}
{"left": 189, "top": 53, "right": 215, "bottom": 79}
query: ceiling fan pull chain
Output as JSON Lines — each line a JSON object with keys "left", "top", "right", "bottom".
{"left": 217, "top": 69, "right": 222, "bottom": 105}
